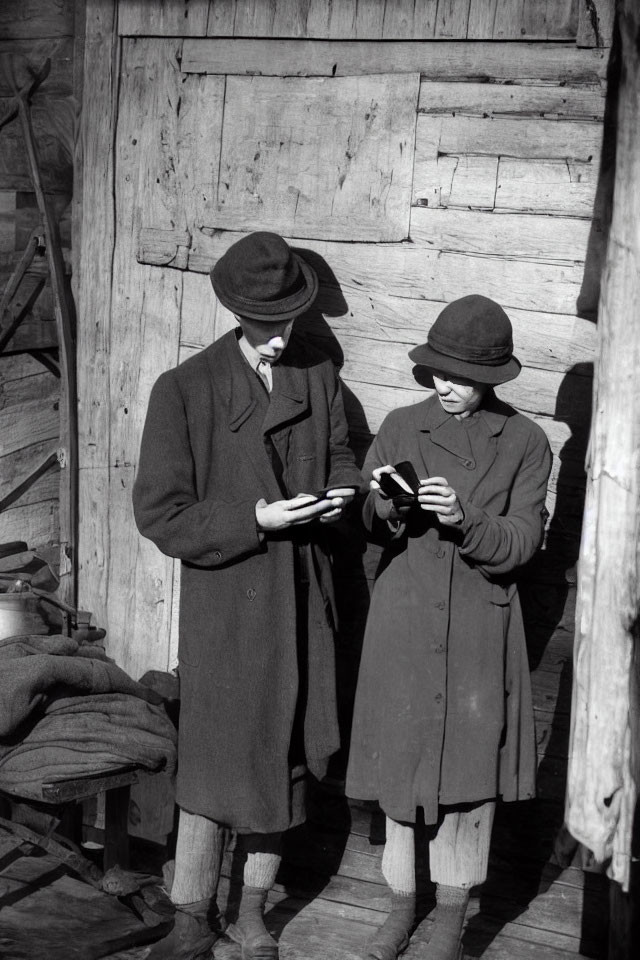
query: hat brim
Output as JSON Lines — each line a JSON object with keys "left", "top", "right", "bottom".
{"left": 214, "top": 253, "right": 318, "bottom": 322}
{"left": 408, "top": 343, "right": 521, "bottom": 385}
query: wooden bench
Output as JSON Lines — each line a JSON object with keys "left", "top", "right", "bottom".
{"left": 0, "top": 765, "right": 140, "bottom": 872}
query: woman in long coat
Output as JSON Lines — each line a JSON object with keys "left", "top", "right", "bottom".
{"left": 346, "top": 296, "right": 552, "bottom": 960}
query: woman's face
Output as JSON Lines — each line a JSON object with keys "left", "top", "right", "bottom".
{"left": 430, "top": 370, "right": 488, "bottom": 419}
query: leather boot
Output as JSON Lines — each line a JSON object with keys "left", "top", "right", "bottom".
{"left": 145, "top": 898, "right": 222, "bottom": 960}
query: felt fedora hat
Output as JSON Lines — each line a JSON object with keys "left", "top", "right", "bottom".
{"left": 408, "top": 295, "right": 521, "bottom": 384}
{"left": 210, "top": 231, "right": 318, "bottom": 322}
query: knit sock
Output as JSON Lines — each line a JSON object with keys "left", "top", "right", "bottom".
{"left": 366, "top": 890, "right": 416, "bottom": 960}
{"left": 381, "top": 819, "right": 416, "bottom": 895}
{"left": 170, "top": 809, "right": 227, "bottom": 906}
{"left": 366, "top": 818, "right": 416, "bottom": 959}
{"left": 244, "top": 850, "right": 281, "bottom": 890}
{"left": 426, "top": 885, "right": 469, "bottom": 960}
{"left": 227, "top": 885, "right": 278, "bottom": 959}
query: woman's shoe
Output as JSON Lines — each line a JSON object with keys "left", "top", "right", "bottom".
{"left": 420, "top": 885, "right": 468, "bottom": 960}
{"left": 365, "top": 891, "right": 415, "bottom": 960}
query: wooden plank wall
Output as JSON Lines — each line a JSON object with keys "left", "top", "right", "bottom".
{"left": 116, "top": 0, "right": 612, "bottom": 44}
{"left": 0, "top": 0, "right": 77, "bottom": 558}
{"left": 77, "top": 0, "right": 612, "bottom": 688}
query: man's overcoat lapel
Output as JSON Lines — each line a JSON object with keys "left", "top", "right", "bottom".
{"left": 205, "top": 335, "right": 282, "bottom": 504}
{"left": 263, "top": 361, "right": 310, "bottom": 435}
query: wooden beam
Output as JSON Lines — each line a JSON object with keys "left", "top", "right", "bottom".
{"left": 416, "top": 114, "right": 603, "bottom": 163}
{"left": 418, "top": 79, "right": 605, "bottom": 121}
{"left": 409, "top": 206, "right": 600, "bottom": 262}
{"left": 183, "top": 231, "right": 586, "bottom": 316}
{"left": 120, "top": 0, "right": 586, "bottom": 41}
{"left": 181, "top": 38, "right": 608, "bottom": 82}
{"left": 107, "top": 37, "right": 189, "bottom": 679}
{"left": 566, "top": 0, "right": 640, "bottom": 895}
{"left": 76, "top": 0, "right": 119, "bottom": 630}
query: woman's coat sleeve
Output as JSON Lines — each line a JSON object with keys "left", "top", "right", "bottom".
{"left": 132, "top": 372, "right": 263, "bottom": 567}
{"left": 458, "top": 423, "right": 552, "bottom": 576}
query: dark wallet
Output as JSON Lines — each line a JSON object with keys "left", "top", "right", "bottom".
{"left": 377, "top": 460, "right": 422, "bottom": 506}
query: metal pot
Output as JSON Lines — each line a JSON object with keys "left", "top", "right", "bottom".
{"left": 0, "top": 591, "right": 48, "bottom": 641}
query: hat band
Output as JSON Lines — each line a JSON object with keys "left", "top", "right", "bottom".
{"left": 428, "top": 332, "right": 513, "bottom": 366}
{"left": 224, "top": 269, "right": 306, "bottom": 307}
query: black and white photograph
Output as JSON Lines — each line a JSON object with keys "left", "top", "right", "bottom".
{"left": 0, "top": 2, "right": 637, "bottom": 959}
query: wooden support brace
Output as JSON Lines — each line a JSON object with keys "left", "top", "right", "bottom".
{"left": 0, "top": 227, "right": 43, "bottom": 320}
{"left": 0, "top": 447, "right": 59, "bottom": 513}
{"left": 0, "top": 276, "right": 46, "bottom": 353}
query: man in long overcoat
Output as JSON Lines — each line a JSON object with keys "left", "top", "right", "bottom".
{"left": 133, "top": 232, "right": 361, "bottom": 960}
{"left": 346, "top": 296, "right": 552, "bottom": 960}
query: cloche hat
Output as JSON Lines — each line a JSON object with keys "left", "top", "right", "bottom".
{"left": 210, "top": 232, "right": 318, "bottom": 322}
{"left": 408, "top": 295, "right": 521, "bottom": 384}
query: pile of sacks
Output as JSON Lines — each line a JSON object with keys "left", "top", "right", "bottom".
{"left": 0, "top": 632, "right": 177, "bottom": 795}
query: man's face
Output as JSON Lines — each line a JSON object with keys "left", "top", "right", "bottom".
{"left": 430, "top": 369, "right": 488, "bottom": 419}
{"left": 237, "top": 316, "right": 294, "bottom": 364}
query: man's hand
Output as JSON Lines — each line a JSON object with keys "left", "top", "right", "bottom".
{"left": 256, "top": 490, "right": 354, "bottom": 532}
{"left": 417, "top": 477, "right": 464, "bottom": 525}
{"left": 318, "top": 487, "right": 356, "bottom": 524}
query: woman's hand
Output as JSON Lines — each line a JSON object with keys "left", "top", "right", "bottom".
{"left": 370, "top": 466, "right": 412, "bottom": 520}
{"left": 417, "top": 477, "right": 464, "bottom": 525}
{"left": 370, "top": 465, "right": 397, "bottom": 499}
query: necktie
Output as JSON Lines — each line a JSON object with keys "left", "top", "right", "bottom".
{"left": 256, "top": 359, "right": 272, "bottom": 393}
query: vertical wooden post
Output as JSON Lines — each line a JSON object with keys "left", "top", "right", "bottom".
{"left": 76, "top": 0, "right": 119, "bottom": 629}
{"left": 566, "top": 0, "right": 639, "bottom": 902}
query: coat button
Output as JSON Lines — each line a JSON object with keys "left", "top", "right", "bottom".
{"left": 436, "top": 547, "right": 445, "bottom": 559}
{"left": 462, "top": 459, "right": 475, "bottom": 469}
{"left": 213, "top": 550, "right": 222, "bottom": 561}
{"left": 435, "top": 693, "right": 443, "bottom": 703}
{"left": 434, "top": 600, "right": 446, "bottom": 610}
{"left": 247, "top": 588, "right": 256, "bottom": 601}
